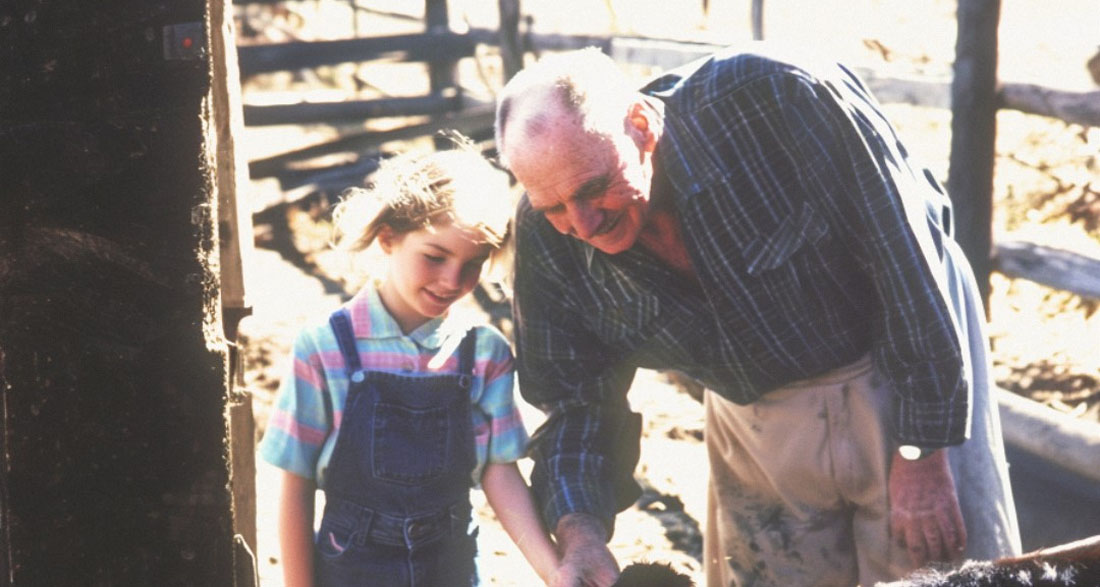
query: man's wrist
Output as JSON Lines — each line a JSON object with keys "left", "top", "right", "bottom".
{"left": 554, "top": 512, "right": 609, "bottom": 546}
{"left": 897, "top": 444, "right": 939, "bottom": 461}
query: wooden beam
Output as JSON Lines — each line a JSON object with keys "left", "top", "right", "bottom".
{"left": 236, "top": 32, "right": 475, "bottom": 76}
{"left": 998, "top": 388, "right": 1100, "bottom": 484}
{"left": 248, "top": 102, "right": 497, "bottom": 178}
{"left": 498, "top": 0, "right": 523, "bottom": 82}
{"left": 1, "top": 1, "right": 236, "bottom": 582}
{"left": 947, "top": 0, "right": 1001, "bottom": 307}
{"left": 243, "top": 94, "right": 461, "bottom": 126}
{"left": 751, "top": 0, "right": 765, "bottom": 41}
{"left": 993, "top": 241, "right": 1100, "bottom": 300}
{"left": 467, "top": 30, "right": 1100, "bottom": 127}
{"left": 1001, "top": 84, "right": 1100, "bottom": 128}
{"left": 465, "top": 27, "right": 611, "bottom": 54}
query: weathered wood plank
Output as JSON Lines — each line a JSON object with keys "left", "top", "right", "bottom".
{"left": 243, "top": 94, "right": 461, "bottom": 126}
{"left": 0, "top": 1, "right": 236, "bottom": 583}
{"left": 248, "top": 101, "right": 496, "bottom": 178}
{"left": 463, "top": 30, "right": 1100, "bottom": 127}
{"left": 948, "top": 0, "right": 1001, "bottom": 304}
{"left": 498, "top": 0, "right": 524, "bottom": 81}
{"left": 1001, "top": 84, "right": 1100, "bottom": 129}
{"left": 751, "top": 0, "right": 765, "bottom": 40}
{"left": 236, "top": 32, "right": 476, "bottom": 76}
{"left": 998, "top": 388, "right": 1100, "bottom": 484}
{"left": 993, "top": 241, "right": 1100, "bottom": 300}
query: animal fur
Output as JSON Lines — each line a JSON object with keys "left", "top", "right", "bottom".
{"left": 879, "top": 534, "right": 1100, "bottom": 587}
{"left": 612, "top": 561, "right": 694, "bottom": 587}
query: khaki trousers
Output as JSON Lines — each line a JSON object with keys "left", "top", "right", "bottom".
{"left": 704, "top": 236, "right": 1021, "bottom": 587}
{"left": 705, "top": 356, "right": 913, "bottom": 587}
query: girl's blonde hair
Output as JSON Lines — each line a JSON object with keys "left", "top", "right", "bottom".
{"left": 332, "top": 138, "right": 514, "bottom": 259}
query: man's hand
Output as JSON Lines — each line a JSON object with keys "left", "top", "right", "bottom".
{"left": 550, "top": 513, "right": 620, "bottom": 587}
{"left": 888, "top": 449, "right": 967, "bottom": 567}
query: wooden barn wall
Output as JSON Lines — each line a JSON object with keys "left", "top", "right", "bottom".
{"left": 0, "top": 0, "right": 236, "bottom": 584}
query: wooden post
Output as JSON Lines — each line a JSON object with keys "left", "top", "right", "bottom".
{"left": 426, "top": 0, "right": 459, "bottom": 151}
{"left": 948, "top": 0, "right": 1001, "bottom": 308}
{"left": 751, "top": 0, "right": 765, "bottom": 40}
{"left": 426, "top": 0, "right": 455, "bottom": 90}
{"left": 0, "top": 1, "right": 236, "bottom": 584}
{"left": 210, "top": 0, "right": 259, "bottom": 572}
{"left": 499, "top": 0, "right": 523, "bottom": 82}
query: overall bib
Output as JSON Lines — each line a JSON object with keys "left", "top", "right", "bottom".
{"left": 314, "top": 309, "right": 479, "bottom": 587}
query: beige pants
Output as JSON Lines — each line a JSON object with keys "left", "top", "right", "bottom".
{"left": 705, "top": 356, "right": 916, "bottom": 587}
{"left": 705, "top": 239, "right": 1021, "bottom": 587}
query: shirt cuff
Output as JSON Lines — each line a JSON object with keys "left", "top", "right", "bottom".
{"left": 894, "top": 388, "right": 971, "bottom": 446}
{"left": 530, "top": 452, "right": 619, "bottom": 537}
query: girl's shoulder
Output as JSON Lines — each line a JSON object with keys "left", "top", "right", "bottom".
{"left": 286, "top": 307, "right": 347, "bottom": 356}
{"left": 441, "top": 315, "right": 513, "bottom": 360}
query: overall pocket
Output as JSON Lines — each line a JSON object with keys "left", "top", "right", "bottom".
{"left": 371, "top": 402, "right": 449, "bottom": 485}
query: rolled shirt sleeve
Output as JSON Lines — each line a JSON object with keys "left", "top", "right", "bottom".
{"left": 513, "top": 203, "right": 643, "bottom": 534}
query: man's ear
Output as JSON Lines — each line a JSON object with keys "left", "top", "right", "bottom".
{"left": 626, "top": 99, "right": 657, "bottom": 155}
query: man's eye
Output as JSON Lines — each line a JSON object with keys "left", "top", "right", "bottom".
{"left": 424, "top": 254, "right": 445, "bottom": 263}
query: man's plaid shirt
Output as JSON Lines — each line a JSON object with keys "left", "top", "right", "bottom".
{"left": 512, "top": 44, "right": 972, "bottom": 532}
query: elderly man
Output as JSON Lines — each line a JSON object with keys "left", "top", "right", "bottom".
{"left": 495, "top": 45, "right": 1020, "bottom": 586}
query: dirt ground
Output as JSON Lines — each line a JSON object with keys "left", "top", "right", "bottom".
{"left": 233, "top": 2, "right": 1100, "bottom": 584}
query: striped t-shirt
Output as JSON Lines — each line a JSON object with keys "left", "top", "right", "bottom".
{"left": 259, "top": 286, "right": 528, "bottom": 488}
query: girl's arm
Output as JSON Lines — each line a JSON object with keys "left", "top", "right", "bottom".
{"left": 482, "top": 462, "right": 561, "bottom": 585}
{"left": 278, "top": 470, "right": 317, "bottom": 587}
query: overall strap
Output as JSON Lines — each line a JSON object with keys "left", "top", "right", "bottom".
{"left": 455, "top": 327, "right": 477, "bottom": 386}
{"left": 328, "top": 308, "right": 362, "bottom": 376}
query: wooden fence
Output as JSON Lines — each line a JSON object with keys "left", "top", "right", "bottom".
{"left": 234, "top": 0, "right": 1100, "bottom": 301}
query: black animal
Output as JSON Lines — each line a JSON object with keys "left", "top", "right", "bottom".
{"left": 611, "top": 562, "right": 694, "bottom": 587}
{"left": 880, "top": 534, "right": 1100, "bottom": 587}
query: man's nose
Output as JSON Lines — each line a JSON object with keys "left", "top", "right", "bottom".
{"left": 566, "top": 202, "right": 602, "bottom": 240}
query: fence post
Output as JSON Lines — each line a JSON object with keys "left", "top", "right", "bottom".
{"left": 751, "top": 0, "right": 765, "bottom": 40}
{"left": 948, "top": 0, "right": 1001, "bottom": 309}
{"left": 0, "top": 1, "right": 236, "bottom": 583}
{"left": 499, "top": 0, "right": 523, "bottom": 82}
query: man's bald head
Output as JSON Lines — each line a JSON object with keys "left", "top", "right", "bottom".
{"left": 494, "top": 47, "right": 639, "bottom": 169}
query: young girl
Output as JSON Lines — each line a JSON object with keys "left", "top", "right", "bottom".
{"left": 259, "top": 144, "right": 559, "bottom": 586}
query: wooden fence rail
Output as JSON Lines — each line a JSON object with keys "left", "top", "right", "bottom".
{"left": 994, "top": 242, "right": 1100, "bottom": 301}
{"left": 238, "top": 10, "right": 1100, "bottom": 303}
{"left": 236, "top": 31, "right": 475, "bottom": 76}
{"left": 242, "top": 94, "right": 461, "bottom": 126}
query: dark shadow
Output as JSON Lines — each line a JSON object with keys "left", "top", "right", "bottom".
{"left": 634, "top": 479, "right": 704, "bottom": 563}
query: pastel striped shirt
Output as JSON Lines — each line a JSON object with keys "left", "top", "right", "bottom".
{"left": 260, "top": 286, "right": 528, "bottom": 488}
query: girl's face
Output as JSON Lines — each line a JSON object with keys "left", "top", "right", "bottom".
{"left": 377, "top": 220, "right": 493, "bottom": 333}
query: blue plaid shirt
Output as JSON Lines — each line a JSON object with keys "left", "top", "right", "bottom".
{"left": 513, "top": 45, "right": 971, "bottom": 532}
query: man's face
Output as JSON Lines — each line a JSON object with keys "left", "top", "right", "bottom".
{"left": 507, "top": 112, "right": 652, "bottom": 255}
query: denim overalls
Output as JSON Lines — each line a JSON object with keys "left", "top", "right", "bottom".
{"left": 314, "top": 308, "right": 479, "bottom": 587}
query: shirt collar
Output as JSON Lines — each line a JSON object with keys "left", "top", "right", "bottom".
{"left": 346, "top": 286, "right": 453, "bottom": 350}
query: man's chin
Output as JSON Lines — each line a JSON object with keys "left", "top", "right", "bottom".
{"left": 589, "top": 234, "right": 636, "bottom": 255}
